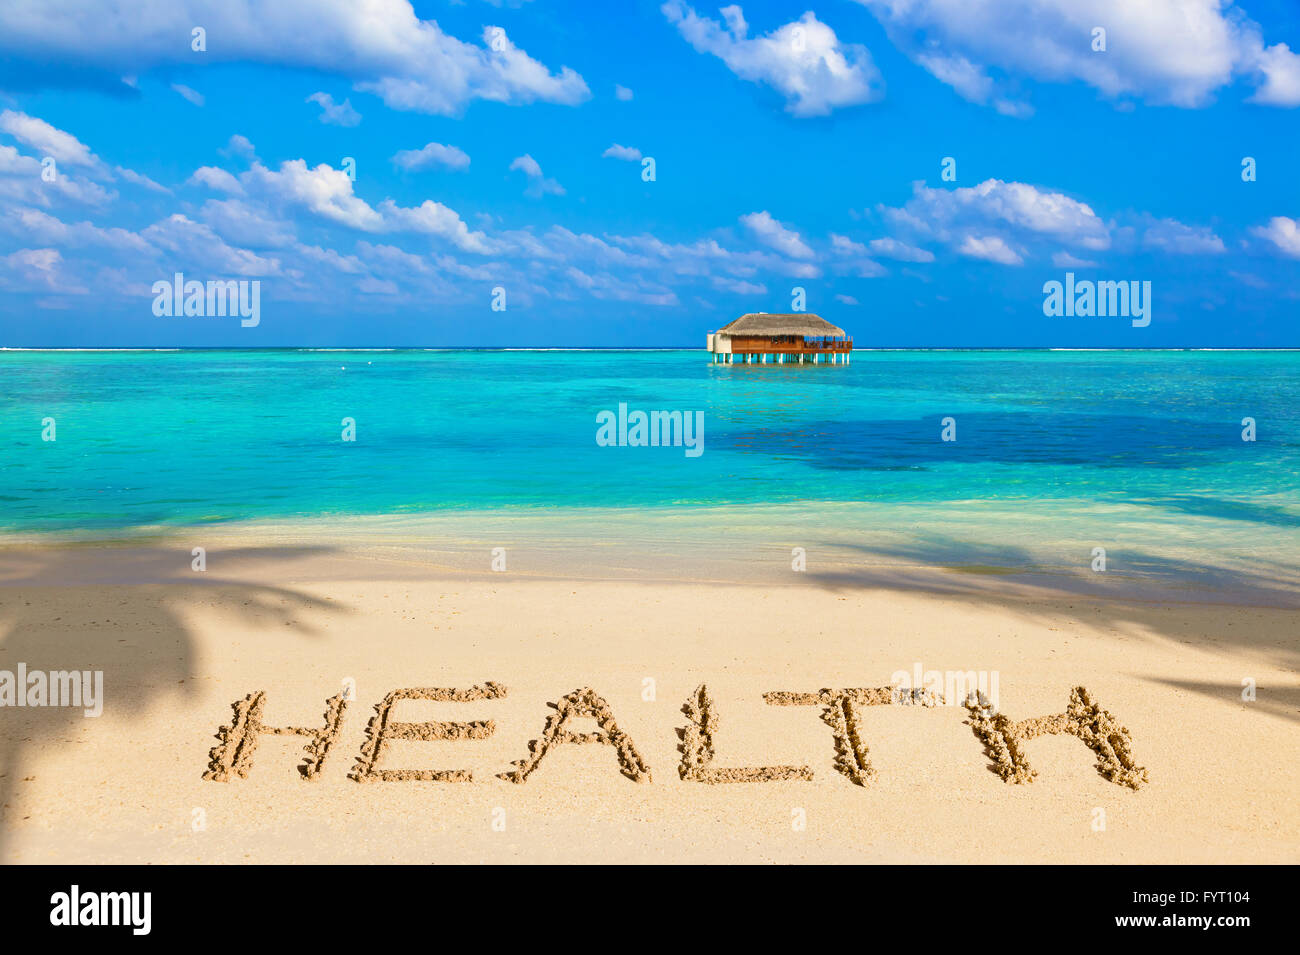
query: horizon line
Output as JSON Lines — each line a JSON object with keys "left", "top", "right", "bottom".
{"left": 4, "top": 346, "right": 1300, "bottom": 353}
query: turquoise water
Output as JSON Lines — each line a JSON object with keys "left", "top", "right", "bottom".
{"left": 1, "top": 349, "right": 1297, "bottom": 538}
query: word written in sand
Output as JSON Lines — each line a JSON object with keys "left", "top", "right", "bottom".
{"left": 203, "top": 681, "right": 1148, "bottom": 790}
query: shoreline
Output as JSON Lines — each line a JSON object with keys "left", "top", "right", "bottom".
{"left": 3, "top": 499, "right": 1298, "bottom": 608}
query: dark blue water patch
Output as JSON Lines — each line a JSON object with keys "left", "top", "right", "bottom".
{"left": 713, "top": 412, "right": 1248, "bottom": 470}
{"left": 1132, "top": 495, "right": 1300, "bottom": 527}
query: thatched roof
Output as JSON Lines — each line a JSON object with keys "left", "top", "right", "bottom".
{"left": 716, "top": 312, "right": 847, "bottom": 338}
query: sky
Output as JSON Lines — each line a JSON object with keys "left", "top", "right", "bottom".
{"left": 0, "top": 0, "right": 1298, "bottom": 348}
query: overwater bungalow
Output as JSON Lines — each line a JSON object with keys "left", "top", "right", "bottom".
{"left": 706, "top": 312, "right": 852, "bottom": 364}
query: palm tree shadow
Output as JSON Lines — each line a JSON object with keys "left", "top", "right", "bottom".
{"left": 0, "top": 543, "right": 350, "bottom": 860}
{"left": 803, "top": 533, "right": 1300, "bottom": 675}
{"left": 1145, "top": 678, "right": 1300, "bottom": 725}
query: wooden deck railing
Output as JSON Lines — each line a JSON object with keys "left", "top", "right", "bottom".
{"left": 728, "top": 337, "right": 853, "bottom": 354}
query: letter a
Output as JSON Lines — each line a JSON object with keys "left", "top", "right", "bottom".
{"left": 500, "top": 687, "right": 651, "bottom": 783}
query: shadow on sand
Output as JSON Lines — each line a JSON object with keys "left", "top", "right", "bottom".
{"left": 803, "top": 534, "right": 1300, "bottom": 720}
{"left": 0, "top": 543, "right": 350, "bottom": 860}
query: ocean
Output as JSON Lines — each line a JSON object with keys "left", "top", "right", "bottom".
{"left": 2, "top": 349, "right": 1298, "bottom": 587}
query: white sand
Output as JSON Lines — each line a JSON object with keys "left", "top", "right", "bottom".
{"left": 1, "top": 540, "right": 1296, "bottom": 863}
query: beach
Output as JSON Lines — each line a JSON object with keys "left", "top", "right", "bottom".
{"left": 1, "top": 350, "right": 1298, "bottom": 863}
{"left": 1, "top": 522, "right": 1297, "bottom": 864}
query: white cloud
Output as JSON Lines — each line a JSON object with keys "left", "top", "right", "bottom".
{"left": 615, "top": 84, "right": 634, "bottom": 101}
{"left": 392, "top": 142, "right": 471, "bottom": 171}
{"left": 662, "top": 2, "right": 883, "bottom": 116}
{"left": 835, "top": 293, "right": 859, "bottom": 305}
{"left": 307, "top": 92, "right": 362, "bottom": 127}
{"left": 509, "top": 154, "right": 564, "bottom": 197}
{"left": 1052, "top": 251, "right": 1098, "bottom": 268}
{"left": 115, "top": 166, "right": 170, "bottom": 193}
{"left": 377, "top": 198, "right": 495, "bottom": 253}
{"left": 172, "top": 83, "right": 204, "bottom": 106}
{"left": 355, "top": 24, "right": 589, "bottom": 114}
{"left": 5, "top": 247, "right": 60, "bottom": 277}
{"left": 509, "top": 155, "right": 542, "bottom": 178}
{"left": 883, "top": 179, "right": 1110, "bottom": 256}
{"left": 1249, "top": 42, "right": 1300, "bottom": 106}
{"left": 4, "top": 207, "right": 150, "bottom": 253}
{"left": 1251, "top": 217, "right": 1300, "bottom": 257}
{"left": 0, "top": 110, "right": 101, "bottom": 169}
{"left": 711, "top": 276, "right": 766, "bottom": 295}
{"left": 247, "top": 160, "right": 383, "bottom": 231}
{"left": 296, "top": 244, "right": 365, "bottom": 275}
{"left": 0, "top": 111, "right": 165, "bottom": 199}
{"left": 958, "top": 235, "right": 1023, "bottom": 265}
{"left": 0, "top": 1, "right": 589, "bottom": 116}
{"left": 238, "top": 157, "right": 495, "bottom": 252}
{"left": 0, "top": 146, "right": 31, "bottom": 176}
{"left": 844, "top": 259, "right": 887, "bottom": 278}
{"left": 830, "top": 233, "right": 868, "bottom": 256}
{"left": 602, "top": 230, "right": 821, "bottom": 280}
{"left": 497, "top": 225, "right": 629, "bottom": 266}
{"left": 200, "top": 199, "right": 296, "bottom": 249}
{"left": 358, "top": 276, "right": 400, "bottom": 295}
{"left": 602, "top": 144, "right": 642, "bottom": 161}
{"left": 0, "top": 143, "right": 114, "bottom": 207}
{"left": 867, "top": 237, "right": 934, "bottom": 262}
{"left": 1141, "top": 218, "right": 1225, "bottom": 255}
{"left": 915, "top": 52, "right": 993, "bottom": 104}
{"left": 564, "top": 266, "right": 678, "bottom": 306}
{"left": 140, "top": 214, "right": 281, "bottom": 276}
{"left": 914, "top": 48, "right": 1034, "bottom": 115}
{"left": 356, "top": 241, "right": 434, "bottom": 275}
{"left": 4, "top": 120, "right": 856, "bottom": 309}
{"left": 1228, "top": 270, "right": 1268, "bottom": 289}
{"left": 829, "top": 235, "right": 890, "bottom": 275}
{"left": 188, "top": 166, "right": 245, "bottom": 195}
{"left": 883, "top": 181, "right": 1233, "bottom": 264}
{"left": 1, "top": 247, "right": 83, "bottom": 292}
{"left": 855, "top": 0, "right": 1300, "bottom": 110}
{"left": 740, "top": 210, "right": 814, "bottom": 259}
{"left": 222, "top": 135, "right": 256, "bottom": 160}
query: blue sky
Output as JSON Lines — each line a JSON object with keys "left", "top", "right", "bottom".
{"left": 0, "top": 0, "right": 1298, "bottom": 347}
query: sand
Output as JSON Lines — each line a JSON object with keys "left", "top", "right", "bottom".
{"left": 0, "top": 536, "right": 1297, "bottom": 864}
